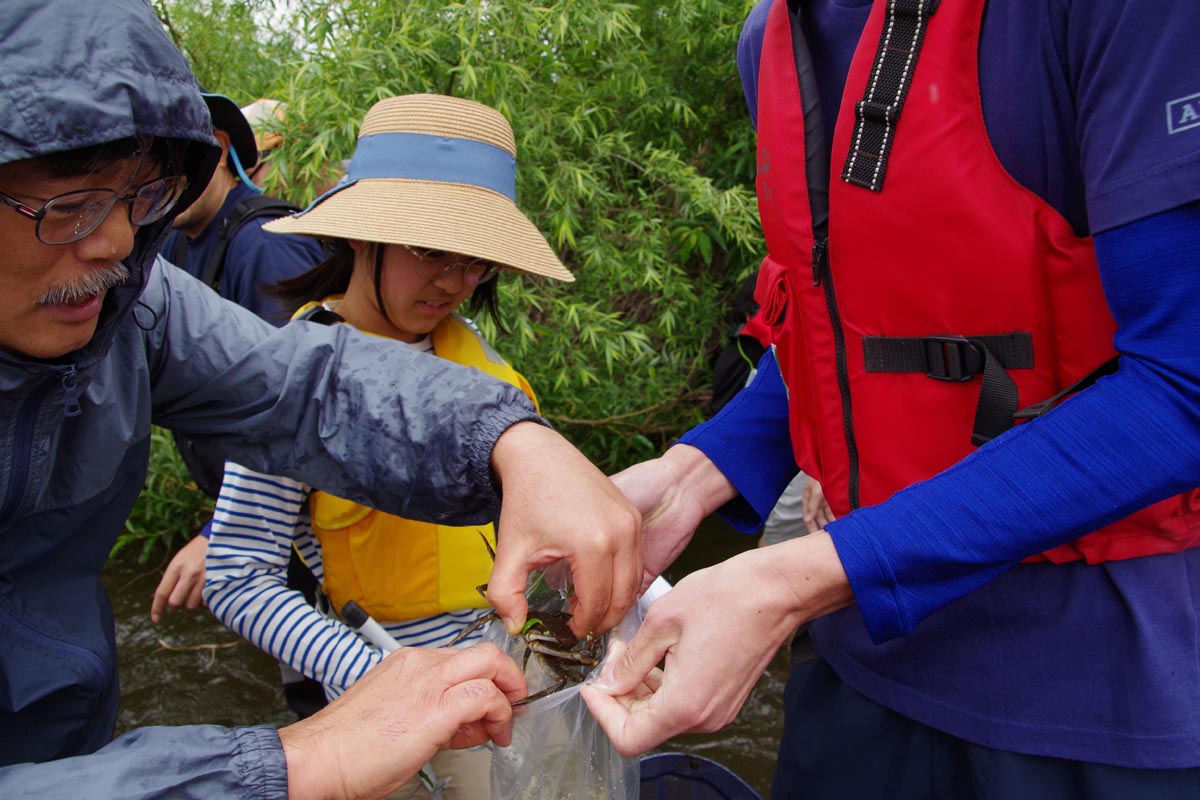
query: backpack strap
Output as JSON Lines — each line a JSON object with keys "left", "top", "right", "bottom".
{"left": 200, "top": 194, "right": 301, "bottom": 290}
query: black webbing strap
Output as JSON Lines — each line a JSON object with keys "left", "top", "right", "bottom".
{"left": 841, "top": 0, "right": 941, "bottom": 192}
{"left": 200, "top": 194, "right": 300, "bottom": 289}
{"left": 1014, "top": 356, "right": 1120, "bottom": 421}
{"left": 863, "top": 333, "right": 1033, "bottom": 446}
{"left": 863, "top": 334, "right": 1033, "bottom": 376}
{"left": 970, "top": 353, "right": 1019, "bottom": 446}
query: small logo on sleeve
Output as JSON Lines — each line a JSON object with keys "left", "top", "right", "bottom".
{"left": 1167, "top": 93, "right": 1200, "bottom": 134}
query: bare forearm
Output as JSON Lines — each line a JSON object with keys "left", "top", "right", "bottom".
{"left": 656, "top": 444, "right": 740, "bottom": 519}
{"left": 768, "top": 530, "right": 855, "bottom": 626}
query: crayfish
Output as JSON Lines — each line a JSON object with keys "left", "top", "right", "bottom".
{"left": 448, "top": 535, "right": 605, "bottom": 704}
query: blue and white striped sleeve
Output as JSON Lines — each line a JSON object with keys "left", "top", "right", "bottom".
{"left": 203, "top": 463, "right": 384, "bottom": 695}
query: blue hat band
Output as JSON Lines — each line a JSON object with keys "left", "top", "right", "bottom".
{"left": 294, "top": 131, "right": 517, "bottom": 217}
{"left": 348, "top": 131, "right": 516, "bottom": 200}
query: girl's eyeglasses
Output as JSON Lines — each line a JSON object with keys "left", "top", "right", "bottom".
{"left": 402, "top": 245, "right": 500, "bottom": 286}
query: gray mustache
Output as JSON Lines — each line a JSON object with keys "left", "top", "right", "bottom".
{"left": 38, "top": 263, "right": 131, "bottom": 306}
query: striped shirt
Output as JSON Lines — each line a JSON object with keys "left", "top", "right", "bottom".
{"left": 202, "top": 335, "right": 488, "bottom": 701}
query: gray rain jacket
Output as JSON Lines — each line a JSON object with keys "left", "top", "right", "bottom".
{"left": 0, "top": 1, "right": 540, "bottom": 796}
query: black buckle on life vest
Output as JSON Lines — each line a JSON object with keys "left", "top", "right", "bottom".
{"left": 855, "top": 100, "right": 901, "bottom": 126}
{"left": 922, "top": 335, "right": 985, "bottom": 382}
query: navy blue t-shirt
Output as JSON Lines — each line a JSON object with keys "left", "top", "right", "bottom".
{"left": 162, "top": 182, "right": 326, "bottom": 325}
{"left": 683, "top": 0, "right": 1200, "bottom": 767}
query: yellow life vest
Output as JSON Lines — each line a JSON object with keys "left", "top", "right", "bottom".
{"left": 296, "top": 300, "right": 537, "bottom": 621}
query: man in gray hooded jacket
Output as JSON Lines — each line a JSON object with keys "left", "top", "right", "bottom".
{"left": 0, "top": 1, "right": 641, "bottom": 797}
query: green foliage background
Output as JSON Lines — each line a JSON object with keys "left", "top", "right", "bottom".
{"left": 131, "top": 0, "right": 765, "bottom": 554}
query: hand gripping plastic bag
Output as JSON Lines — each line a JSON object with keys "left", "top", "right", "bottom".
{"left": 482, "top": 570, "right": 667, "bottom": 799}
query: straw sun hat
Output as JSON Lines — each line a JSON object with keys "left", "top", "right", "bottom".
{"left": 264, "top": 94, "right": 573, "bottom": 282}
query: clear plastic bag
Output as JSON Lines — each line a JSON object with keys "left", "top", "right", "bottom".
{"left": 482, "top": 568, "right": 650, "bottom": 799}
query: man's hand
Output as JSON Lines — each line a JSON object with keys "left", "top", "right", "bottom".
{"left": 487, "top": 422, "right": 642, "bottom": 638}
{"left": 150, "top": 533, "right": 209, "bottom": 623}
{"left": 280, "top": 643, "right": 525, "bottom": 800}
{"left": 581, "top": 532, "right": 853, "bottom": 756}
{"left": 609, "top": 444, "right": 738, "bottom": 592}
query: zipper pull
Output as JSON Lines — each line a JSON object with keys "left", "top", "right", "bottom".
{"left": 61, "top": 366, "right": 82, "bottom": 418}
{"left": 811, "top": 238, "right": 828, "bottom": 287}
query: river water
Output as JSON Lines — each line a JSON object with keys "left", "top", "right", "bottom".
{"left": 104, "top": 515, "right": 791, "bottom": 798}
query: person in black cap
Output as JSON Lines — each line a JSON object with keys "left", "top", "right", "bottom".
{"left": 152, "top": 94, "right": 327, "bottom": 650}
{"left": 162, "top": 91, "right": 324, "bottom": 324}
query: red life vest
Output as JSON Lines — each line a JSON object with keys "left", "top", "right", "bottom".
{"left": 752, "top": 0, "right": 1200, "bottom": 564}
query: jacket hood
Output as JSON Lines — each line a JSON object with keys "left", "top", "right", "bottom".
{"left": 0, "top": 0, "right": 221, "bottom": 369}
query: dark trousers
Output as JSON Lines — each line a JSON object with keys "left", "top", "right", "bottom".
{"left": 772, "top": 654, "right": 1200, "bottom": 799}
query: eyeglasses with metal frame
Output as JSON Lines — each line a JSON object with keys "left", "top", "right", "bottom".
{"left": 0, "top": 175, "right": 188, "bottom": 245}
{"left": 402, "top": 245, "right": 501, "bottom": 286}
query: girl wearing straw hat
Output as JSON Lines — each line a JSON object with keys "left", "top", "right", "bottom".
{"left": 202, "top": 94, "right": 573, "bottom": 799}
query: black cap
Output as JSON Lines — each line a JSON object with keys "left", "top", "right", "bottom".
{"left": 200, "top": 92, "right": 258, "bottom": 172}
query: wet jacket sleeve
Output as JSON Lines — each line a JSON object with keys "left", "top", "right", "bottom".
{"left": 140, "top": 260, "right": 543, "bottom": 526}
{"left": 830, "top": 203, "right": 1200, "bottom": 641}
{"left": 0, "top": 725, "right": 287, "bottom": 799}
